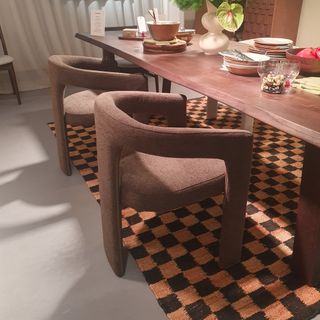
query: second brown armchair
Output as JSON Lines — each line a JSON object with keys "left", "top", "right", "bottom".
{"left": 48, "top": 55, "right": 148, "bottom": 176}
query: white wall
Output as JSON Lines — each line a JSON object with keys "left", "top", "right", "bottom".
{"left": 296, "top": 0, "right": 320, "bottom": 47}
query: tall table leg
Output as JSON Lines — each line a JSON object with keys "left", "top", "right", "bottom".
{"left": 162, "top": 78, "right": 171, "bottom": 93}
{"left": 206, "top": 98, "right": 218, "bottom": 119}
{"left": 240, "top": 114, "right": 254, "bottom": 132}
{"left": 292, "top": 143, "right": 320, "bottom": 285}
{"left": 102, "top": 50, "right": 118, "bottom": 69}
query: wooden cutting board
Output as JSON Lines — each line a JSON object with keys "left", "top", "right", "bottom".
{"left": 143, "top": 39, "right": 187, "bottom": 54}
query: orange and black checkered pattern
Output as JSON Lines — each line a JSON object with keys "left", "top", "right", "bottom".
{"left": 49, "top": 97, "right": 320, "bottom": 320}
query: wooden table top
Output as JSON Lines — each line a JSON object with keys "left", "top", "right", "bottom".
{"left": 76, "top": 32, "right": 320, "bottom": 148}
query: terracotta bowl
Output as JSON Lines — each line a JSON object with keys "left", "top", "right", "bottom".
{"left": 286, "top": 48, "right": 320, "bottom": 76}
{"left": 147, "top": 21, "right": 180, "bottom": 41}
{"left": 176, "top": 29, "right": 195, "bottom": 44}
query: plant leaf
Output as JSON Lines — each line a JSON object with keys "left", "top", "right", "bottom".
{"left": 216, "top": 2, "right": 244, "bottom": 32}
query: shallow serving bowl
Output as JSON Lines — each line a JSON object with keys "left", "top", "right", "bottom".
{"left": 286, "top": 48, "right": 320, "bottom": 76}
{"left": 225, "top": 65, "right": 258, "bottom": 76}
{"left": 223, "top": 61, "right": 259, "bottom": 76}
{"left": 222, "top": 52, "right": 270, "bottom": 76}
{"left": 147, "top": 21, "right": 180, "bottom": 41}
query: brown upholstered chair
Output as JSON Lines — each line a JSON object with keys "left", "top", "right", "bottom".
{"left": 94, "top": 91, "right": 253, "bottom": 276}
{"left": 0, "top": 24, "right": 21, "bottom": 104}
{"left": 48, "top": 55, "right": 148, "bottom": 176}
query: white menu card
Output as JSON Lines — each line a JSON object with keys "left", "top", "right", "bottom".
{"left": 137, "top": 16, "right": 147, "bottom": 34}
{"left": 90, "top": 10, "right": 105, "bottom": 37}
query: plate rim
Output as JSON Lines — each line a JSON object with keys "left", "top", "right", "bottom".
{"left": 254, "top": 37, "right": 293, "bottom": 46}
{"left": 242, "top": 52, "right": 271, "bottom": 62}
{"left": 223, "top": 61, "right": 258, "bottom": 69}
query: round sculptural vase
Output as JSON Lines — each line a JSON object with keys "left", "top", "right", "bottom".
{"left": 199, "top": 0, "right": 230, "bottom": 55}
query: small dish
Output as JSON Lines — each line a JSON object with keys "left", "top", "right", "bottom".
{"left": 254, "top": 37, "right": 293, "bottom": 46}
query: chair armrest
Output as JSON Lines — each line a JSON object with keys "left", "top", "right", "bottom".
{"left": 48, "top": 55, "right": 147, "bottom": 92}
{"left": 109, "top": 91, "right": 187, "bottom": 127}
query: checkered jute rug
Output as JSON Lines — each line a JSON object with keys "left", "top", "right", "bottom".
{"left": 49, "top": 97, "right": 320, "bottom": 320}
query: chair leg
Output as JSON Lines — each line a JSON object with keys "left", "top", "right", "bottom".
{"left": 219, "top": 206, "right": 246, "bottom": 268}
{"left": 50, "top": 84, "right": 72, "bottom": 175}
{"left": 154, "top": 74, "right": 159, "bottom": 92}
{"left": 101, "top": 208, "right": 128, "bottom": 277}
{"left": 55, "top": 119, "right": 72, "bottom": 176}
{"left": 96, "top": 142, "right": 128, "bottom": 276}
{"left": 162, "top": 78, "right": 171, "bottom": 93}
{"left": 206, "top": 98, "right": 218, "bottom": 120}
{"left": 219, "top": 158, "right": 252, "bottom": 268}
{"left": 8, "top": 63, "right": 21, "bottom": 105}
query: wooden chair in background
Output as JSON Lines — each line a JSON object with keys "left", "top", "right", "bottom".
{"left": 0, "top": 25, "right": 21, "bottom": 104}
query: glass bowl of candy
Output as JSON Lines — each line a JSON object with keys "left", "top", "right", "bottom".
{"left": 257, "top": 60, "right": 300, "bottom": 93}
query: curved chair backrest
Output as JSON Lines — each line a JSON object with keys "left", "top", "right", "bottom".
{"left": 48, "top": 55, "right": 148, "bottom": 176}
{"left": 48, "top": 55, "right": 147, "bottom": 92}
{"left": 95, "top": 91, "right": 252, "bottom": 160}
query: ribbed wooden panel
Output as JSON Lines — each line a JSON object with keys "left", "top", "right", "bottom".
{"left": 241, "top": 0, "right": 302, "bottom": 42}
{"left": 242, "top": 0, "right": 275, "bottom": 39}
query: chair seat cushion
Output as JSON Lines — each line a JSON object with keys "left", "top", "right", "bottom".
{"left": 120, "top": 152, "right": 226, "bottom": 212}
{"left": 0, "top": 55, "right": 14, "bottom": 65}
{"left": 64, "top": 89, "right": 102, "bottom": 127}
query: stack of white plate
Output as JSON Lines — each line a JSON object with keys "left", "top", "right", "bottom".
{"left": 220, "top": 52, "right": 270, "bottom": 76}
{"left": 249, "top": 37, "right": 293, "bottom": 59}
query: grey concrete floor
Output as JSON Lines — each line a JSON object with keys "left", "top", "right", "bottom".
{"left": 0, "top": 82, "right": 200, "bottom": 320}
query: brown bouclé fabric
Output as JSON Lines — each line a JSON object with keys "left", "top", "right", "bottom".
{"left": 94, "top": 91, "right": 253, "bottom": 277}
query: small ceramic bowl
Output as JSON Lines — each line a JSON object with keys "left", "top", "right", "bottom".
{"left": 286, "top": 48, "right": 320, "bottom": 76}
{"left": 176, "top": 29, "right": 195, "bottom": 44}
{"left": 147, "top": 21, "right": 180, "bottom": 41}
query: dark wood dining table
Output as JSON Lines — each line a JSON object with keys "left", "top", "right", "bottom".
{"left": 75, "top": 31, "right": 320, "bottom": 286}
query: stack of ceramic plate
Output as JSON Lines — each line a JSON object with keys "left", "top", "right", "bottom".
{"left": 220, "top": 51, "right": 270, "bottom": 76}
{"left": 248, "top": 37, "right": 293, "bottom": 59}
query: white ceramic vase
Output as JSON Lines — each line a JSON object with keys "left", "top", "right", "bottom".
{"left": 199, "top": 0, "right": 230, "bottom": 55}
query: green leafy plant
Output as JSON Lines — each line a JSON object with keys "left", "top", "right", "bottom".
{"left": 173, "top": 0, "right": 244, "bottom": 32}
{"left": 216, "top": 2, "right": 244, "bottom": 32}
